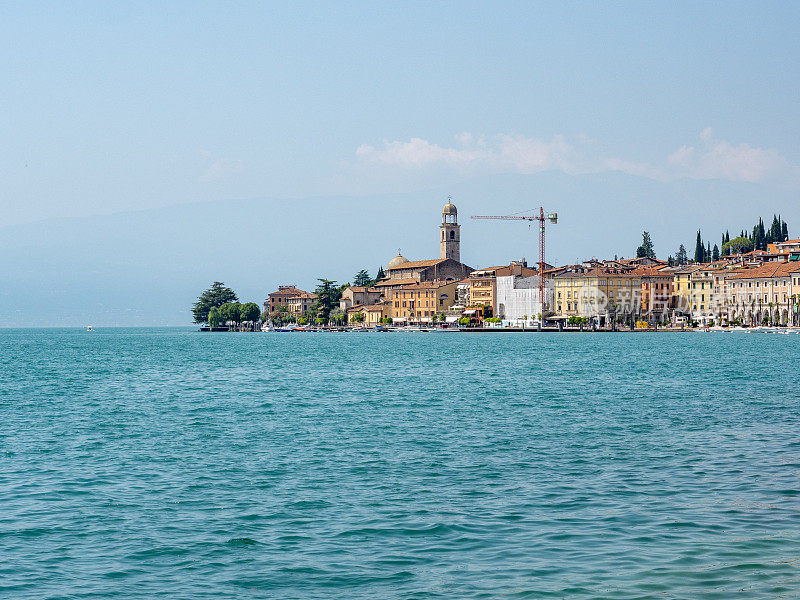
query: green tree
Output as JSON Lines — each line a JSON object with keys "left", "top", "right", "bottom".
{"left": 240, "top": 302, "right": 261, "bottom": 323}
{"left": 314, "top": 279, "right": 341, "bottom": 323}
{"left": 207, "top": 306, "right": 223, "bottom": 328}
{"left": 636, "top": 231, "right": 656, "bottom": 259}
{"left": 676, "top": 244, "right": 688, "bottom": 265}
{"left": 192, "top": 282, "right": 238, "bottom": 324}
{"left": 722, "top": 236, "right": 753, "bottom": 255}
{"left": 329, "top": 307, "right": 346, "bottom": 325}
{"left": 375, "top": 266, "right": 386, "bottom": 281}
{"left": 353, "top": 270, "right": 372, "bottom": 287}
{"left": 712, "top": 244, "right": 720, "bottom": 261}
{"left": 694, "top": 231, "right": 704, "bottom": 263}
{"left": 219, "top": 302, "right": 242, "bottom": 324}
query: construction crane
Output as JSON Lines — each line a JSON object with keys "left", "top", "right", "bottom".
{"left": 470, "top": 207, "right": 558, "bottom": 310}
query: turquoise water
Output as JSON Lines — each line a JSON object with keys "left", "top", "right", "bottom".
{"left": 1, "top": 328, "right": 799, "bottom": 599}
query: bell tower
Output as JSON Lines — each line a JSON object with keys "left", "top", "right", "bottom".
{"left": 440, "top": 197, "right": 460, "bottom": 262}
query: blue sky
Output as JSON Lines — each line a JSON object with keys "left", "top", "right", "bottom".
{"left": 1, "top": 2, "right": 798, "bottom": 324}
{"left": 2, "top": 1, "right": 798, "bottom": 223}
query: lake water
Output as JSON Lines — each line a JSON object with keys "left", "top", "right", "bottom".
{"left": 1, "top": 328, "right": 799, "bottom": 599}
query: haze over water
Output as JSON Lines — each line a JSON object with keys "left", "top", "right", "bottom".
{"left": 1, "top": 328, "right": 799, "bottom": 598}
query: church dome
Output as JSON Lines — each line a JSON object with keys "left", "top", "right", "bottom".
{"left": 442, "top": 201, "right": 457, "bottom": 215}
{"left": 387, "top": 253, "right": 409, "bottom": 269}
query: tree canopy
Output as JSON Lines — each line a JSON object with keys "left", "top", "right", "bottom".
{"left": 635, "top": 231, "right": 656, "bottom": 259}
{"left": 219, "top": 302, "right": 242, "bottom": 324}
{"left": 207, "top": 306, "right": 223, "bottom": 328}
{"left": 676, "top": 244, "right": 688, "bottom": 265}
{"left": 353, "top": 270, "right": 372, "bottom": 287}
{"left": 694, "top": 231, "right": 705, "bottom": 263}
{"left": 192, "top": 282, "right": 238, "bottom": 324}
{"left": 313, "top": 279, "right": 342, "bottom": 323}
{"left": 240, "top": 302, "right": 261, "bottom": 323}
{"left": 722, "top": 236, "right": 753, "bottom": 255}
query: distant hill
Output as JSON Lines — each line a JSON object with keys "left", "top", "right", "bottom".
{"left": 1, "top": 171, "right": 794, "bottom": 326}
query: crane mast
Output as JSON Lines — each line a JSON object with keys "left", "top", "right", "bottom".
{"left": 470, "top": 208, "right": 558, "bottom": 311}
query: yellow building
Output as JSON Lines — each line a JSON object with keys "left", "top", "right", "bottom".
{"left": 553, "top": 266, "right": 642, "bottom": 324}
{"left": 389, "top": 281, "right": 458, "bottom": 323}
{"left": 724, "top": 262, "right": 800, "bottom": 325}
{"left": 672, "top": 266, "right": 701, "bottom": 315}
{"left": 347, "top": 302, "right": 391, "bottom": 326}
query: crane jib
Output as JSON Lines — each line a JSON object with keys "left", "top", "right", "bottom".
{"left": 469, "top": 207, "right": 558, "bottom": 311}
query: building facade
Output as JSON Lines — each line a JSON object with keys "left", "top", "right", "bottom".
{"left": 495, "top": 273, "right": 553, "bottom": 323}
{"left": 339, "top": 286, "right": 382, "bottom": 311}
{"left": 724, "top": 262, "right": 800, "bottom": 325}
{"left": 265, "top": 285, "right": 318, "bottom": 316}
{"left": 389, "top": 281, "right": 458, "bottom": 323}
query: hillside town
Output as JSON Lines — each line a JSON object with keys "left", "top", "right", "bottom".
{"left": 245, "top": 200, "right": 800, "bottom": 331}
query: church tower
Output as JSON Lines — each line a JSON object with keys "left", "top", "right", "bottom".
{"left": 440, "top": 197, "right": 460, "bottom": 262}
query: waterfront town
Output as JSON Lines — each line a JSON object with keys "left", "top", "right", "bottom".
{"left": 198, "top": 200, "right": 800, "bottom": 331}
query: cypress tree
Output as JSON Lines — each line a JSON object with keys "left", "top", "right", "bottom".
{"left": 712, "top": 244, "right": 720, "bottom": 261}
{"left": 769, "top": 215, "right": 780, "bottom": 244}
{"left": 694, "top": 231, "right": 704, "bottom": 263}
{"left": 677, "top": 244, "right": 688, "bottom": 265}
{"left": 782, "top": 221, "right": 789, "bottom": 242}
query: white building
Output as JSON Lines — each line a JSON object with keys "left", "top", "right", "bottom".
{"left": 496, "top": 274, "right": 554, "bottom": 325}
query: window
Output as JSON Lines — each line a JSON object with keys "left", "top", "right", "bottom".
{"left": 449, "top": 230, "right": 455, "bottom": 240}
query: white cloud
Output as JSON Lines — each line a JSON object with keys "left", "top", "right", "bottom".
{"left": 356, "top": 133, "right": 583, "bottom": 175}
{"left": 354, "top": 129, "right": 797, "bottom": 186}
{"left": 666, "top": 129, "right": 787, "bottom": 183}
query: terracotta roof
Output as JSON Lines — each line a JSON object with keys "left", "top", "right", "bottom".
{"left": 630, "top": 266, "right": 673, "bottom": 278}
{"left": 494, "top": 266, "right": 540, "bottom": 277}
{"left": 726, "top": 262, "right": 800, "bottom": 279}
{"left": 674, "top": 265, "right": 704, "bottom": 274}
{"left": 470, "top": 264, "right": 536, "bottom": 277}
{"left": 387, "top": 258, "right": 446, "bottom": 270}
{"left": 554, "top": 268, "right": 641, "bottom": 278}
{"left": 268, "top": 286, "right": 315, "bottom": 298}
{"left": 363, "top": 304, "right": 387, "bottom": 312}
{"left": 373, "top": 278, "right": 418, "bottom": 287}
{"left": 346, "top": 286, "right": 380, "bottom": 293}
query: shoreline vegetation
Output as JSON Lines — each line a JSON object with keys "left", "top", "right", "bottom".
{"left": 192, "top": 213, "right": 800, "bottom": 333}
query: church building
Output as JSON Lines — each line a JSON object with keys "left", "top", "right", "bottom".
{"left": 374, "top": 200, "right": 473, "bottom": 296}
